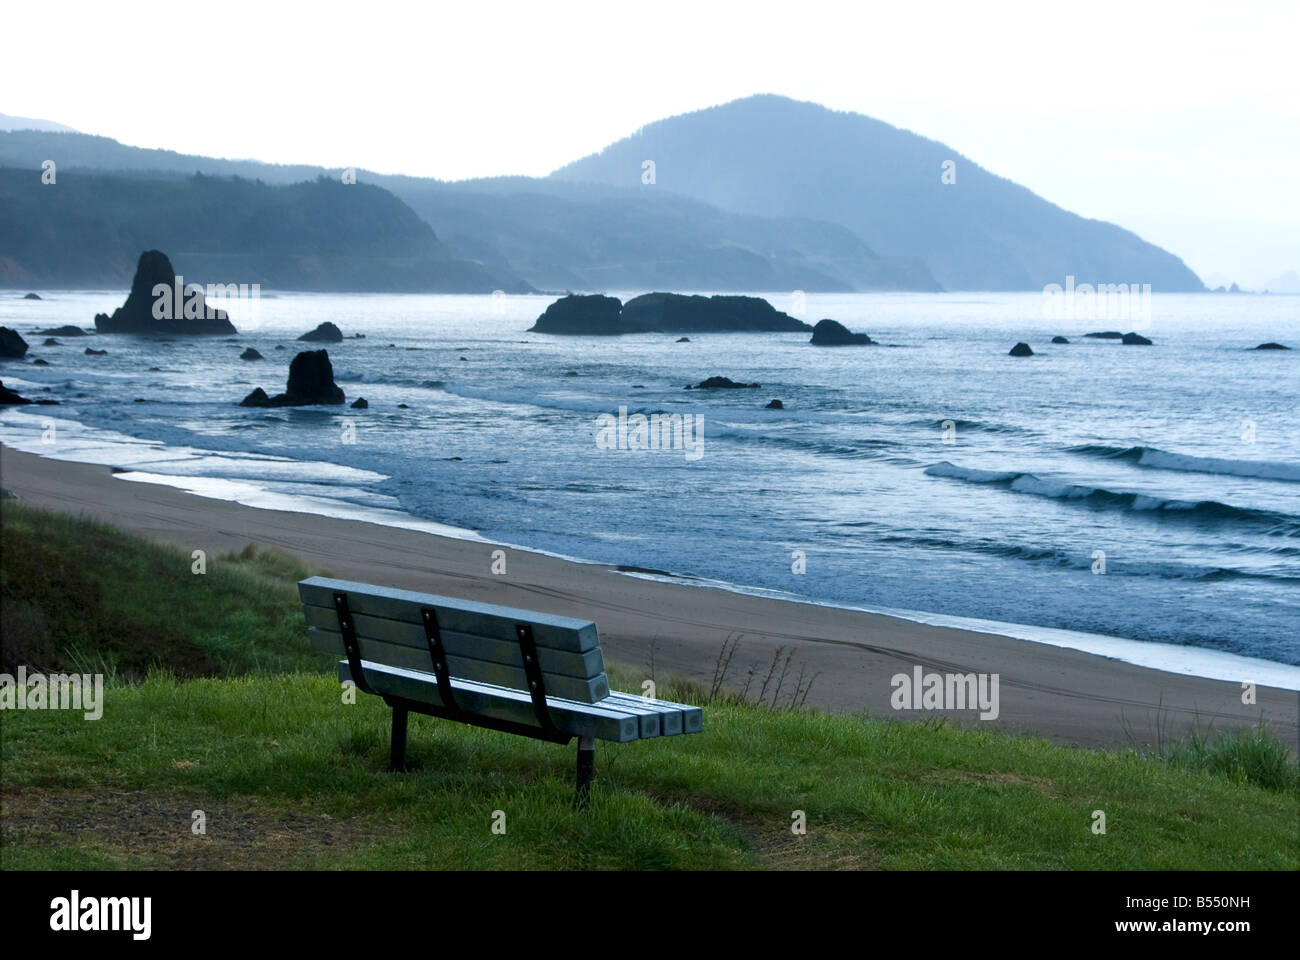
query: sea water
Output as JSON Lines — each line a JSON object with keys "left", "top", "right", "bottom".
{"left": 1, "top": 290, "right": 1296, "bottom": 671}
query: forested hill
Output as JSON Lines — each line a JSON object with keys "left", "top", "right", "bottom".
{"left": 0, "top": 168, "right": 527, "bottom": 292}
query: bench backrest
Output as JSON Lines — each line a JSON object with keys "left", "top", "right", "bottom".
{"left": 299, "top": 576, "right": 610, "bottom": 703}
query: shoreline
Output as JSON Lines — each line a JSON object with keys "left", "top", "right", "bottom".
{"left": 3, "top": 441, "right": 1297, "bottom": 750}
{"left": 4, "top": 408, "right": 1297, "bottom": 689}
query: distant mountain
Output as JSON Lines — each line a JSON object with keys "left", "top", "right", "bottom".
{"left": 552, "top": 94, "right": 1205, "bottom": 292}
{"left": 0, "top": 130, "right": 936, "bottom": 292}
{"left": 384, "top": 176, "right": 938, "bottom": 292}
{"left": 0, "top": 113, "right": 78, "bottom": 134}
{"left": 1262, "top": 269, "right": 1300, "bottom": 294}
{"left": 0, "top": 168, "right": 526, "bottom": 292}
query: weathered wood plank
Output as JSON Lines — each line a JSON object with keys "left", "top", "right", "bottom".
{"left": 311, "top": 628, "right": 610, "bottom": 703}
{"left": 336, "top": 660, "right": 640, "bottom": 742}
{"left": 302, "top": 604, "right": 605, "bottom": 679}
{"left": 300, "top": 577, "right": 598, "bottom": 652}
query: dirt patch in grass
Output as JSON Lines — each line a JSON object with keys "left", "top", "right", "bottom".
{"left": 0, "top": 788, "right": 380, "bottom": 869}
{"left": 908, "top": 769, "right": 1059, "bottom": 793}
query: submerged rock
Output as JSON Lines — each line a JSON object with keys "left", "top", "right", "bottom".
{"left": 240, "top": 350, "right": 345, "bottom": 407}
{"left": 84, "top": 347, "right": 107, "bottom": 355}
{"left": 42, "top": 338, "right": 60, "bottom": 346}
{"left": 37, "top": 325, "right": 88, "bottom": 337}
{"left": 810, "top": 318, "right": 874, "bottom": 345}
{"left": 1255, "top": 342, "right": 1290, "bottom": 350}
{"left": 298, "top": 321, "right": 344, "bottom": 343}
{"left": 32, "top": 358, "right": 50, "bottom": 366}
{"left": 686, "top": 376, "right": 760, "bottom": 389}
{"left": 1009, "top": 342, "right": 1034, "bottom": 356}
{"left": 1084, "top": 331, "right": 1123, "bottom": 339}
{"left": 1121, "top": 332, "right": 1152, "bottom": 345}
{"left": 95, "top": 250, "right": 236, "bottom": 335}
{"left": 22, "top": 292, "right": 41, "bottom": 300}
{"left": 765, "top": 399, "right": 785, "bottom": 409}
{"left": 1051, "top": 335, "right": 1070, "bottom": 344}
{"left": 0, "top": 327, "right": 29, "bottom": 358}
{"left": 676, "top": 336, "right": 691, "bottom": 343}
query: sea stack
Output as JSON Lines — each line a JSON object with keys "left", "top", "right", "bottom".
{"left": 240, "top": 349, "right": 345, "bottom": 407}
{"left": 0, "top": 327, "right": 29, "bottom": 358}
{"left": 94, "top": 250, "right": 236, "bottom": 335}
{"left": 810, "top": 318, "right": 875, "bottom": 345}
{"left": 298, "top": 322, "right": 344, "bottom": 343}
{"left": 529, "top": 294, "right": 623, "bottom": 334}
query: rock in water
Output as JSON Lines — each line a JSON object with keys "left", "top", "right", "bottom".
{"left": 1009, "top": 342, "right": 1034, "bottom": 356}
{"left": 687, "top": 376, "right": 760, "bottom": 389}
{"left": 1255, "top": 342, "right": 1290, "bottom": 350}
{"left": 42, "top": 338, "right": 60, "bottom": 346}
{"left": 810, "top": 318, "right": 874, "bottom": 345}
{"left": 676, "top": 337, "right": 691, "bottom": 343}
{"left": 1051, "top": 336, "right": 1070, "bottom": 344}
{"left": 1, "top": 380, "right": 32, "bottom": 404}
{"left": 84, "top": 348, "right": 108, "bottom": 355}
{"left": 240, "top": 348, "right": 263, "bottom": 360}
{"left": 1084, "top": 331, "right": 1123, "bottom": 339}
{"left": 350, "top": 397, "right": 368, "bottom": 409}
{"left": 1122, "top": 332, "right": 1152, "bottom": 345}
{"left": 23, "top": 293, "right": 41, "bottom": 300}
{"left": 620, "top": 293, "right": 810, "bottom": 333}
{"left": 0, "top": 327, "right": 29, "bottom": 358}
{"left": 529, "top": 294, "right": 623, "bottom": 334}
{"left": 765, "top": 399, "right": 785, "bottom": 409}
{"left": 240, "top": 349, "right": 345, "bottom": 407}
{"left": 37, "top": 325, "right": 88, "bottom": 336}
{"left": 94, "top": 250, "right": 236, "bottom": 335}
{"left": 298, "top": 322, "right": 344, "bottom": 343}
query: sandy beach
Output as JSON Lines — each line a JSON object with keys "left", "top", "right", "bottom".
{"left": 2, "top": 443, "right": 1295, "bottom": 750}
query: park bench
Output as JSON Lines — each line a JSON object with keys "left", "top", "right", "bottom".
{"left": 299, "top": 576, "right": 703, "bottom": 804}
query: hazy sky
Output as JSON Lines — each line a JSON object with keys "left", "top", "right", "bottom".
{"left": 5, "top": 0, "right": 1298, "bottom": 286}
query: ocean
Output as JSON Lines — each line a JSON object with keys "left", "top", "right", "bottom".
{"left": 2, "top": 289, "right": 1297, "bottom": 676}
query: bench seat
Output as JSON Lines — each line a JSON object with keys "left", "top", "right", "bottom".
{"left": 336, "top": 659, "right": 702, "bottom": 743}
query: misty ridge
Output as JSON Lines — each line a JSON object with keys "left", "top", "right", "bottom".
{"left": 0, "top": 94, "right": 1204, "bottom": 294}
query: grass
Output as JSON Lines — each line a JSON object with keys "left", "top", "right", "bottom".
{"left": 2, "top": 502, "right": 1297, "bottom": 870}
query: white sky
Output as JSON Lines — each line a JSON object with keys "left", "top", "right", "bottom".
{"left": 5, "top": 0, "right": 1298, "bottom": 286}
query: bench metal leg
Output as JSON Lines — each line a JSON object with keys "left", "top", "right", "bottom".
{"left": 574, "top": 735, "right": 595, "bottom": 809}
{"left": 389, "top": 706, "right": 409, "bottom": 772}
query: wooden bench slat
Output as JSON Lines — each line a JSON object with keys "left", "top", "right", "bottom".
{"left": 302, "top": 605, "right": 606, "bottom": 679}
{"left": 311, "top": 628, "right": 610, "bottom": 703}
{"left": 337, "top": 660, "right": 641, "bottom": 742}
{"left": 601, "top": 693, "right": 685, "bottom": 736}
{"left": 300, "top": 577, "right": 598, "bottom": 652}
